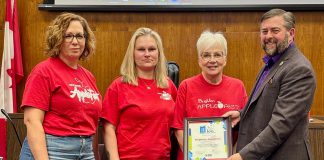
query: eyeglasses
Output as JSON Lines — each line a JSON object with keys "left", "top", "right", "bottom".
{"left": 63, "top": 33, "right": 86, "bottom": 43}
{"left": 200, "top": 52, "right": 224, "bottom": 61}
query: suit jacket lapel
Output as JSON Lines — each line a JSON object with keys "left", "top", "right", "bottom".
{"left": 250, "top": 61, "right": 282, "bottom": 103}
{"left": 242, "top": 46, "right": 295, "bottom": 119}
{"left": 241, "top": 66, "right": 265, "bottom": 115}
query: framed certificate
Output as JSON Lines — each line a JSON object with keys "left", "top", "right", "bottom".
{"left": 184, "top": 117, "right": 232, "bottom": 160}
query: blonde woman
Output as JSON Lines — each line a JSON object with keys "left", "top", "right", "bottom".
{"left": 101, "top": 27, "right": 177, "bottom": 160}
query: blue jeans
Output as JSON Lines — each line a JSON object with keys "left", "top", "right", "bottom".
{"left": 19, "top": 134, "right": 94, "bottom": 160}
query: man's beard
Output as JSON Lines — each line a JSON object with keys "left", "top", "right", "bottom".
{"left": 262, "top": 33, "right": 289, "bottom": 56}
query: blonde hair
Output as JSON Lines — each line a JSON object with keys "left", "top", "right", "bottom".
{"left": 120, "top": 27, "right": 169, "bottom": 88}
{"left": 45, "top": 12, "right": 95, "bottom": 60}
{"left": 196, "top": 30, "right": 227, "bottom": 57}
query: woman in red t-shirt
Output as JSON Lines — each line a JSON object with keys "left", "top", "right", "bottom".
{"left": 171, "top": 31, "right": 248, "bottom": 160}
{"left": 19, "top": 13, "right": 102, "bottom": 160}
{"left": 101, "top": 27, "right": 177, "bottom": 160}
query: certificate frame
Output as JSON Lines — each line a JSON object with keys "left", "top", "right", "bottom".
{"left": 184, "top": 117, "right": 232, "bottom": 160}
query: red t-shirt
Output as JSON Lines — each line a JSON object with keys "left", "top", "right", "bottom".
{"left": 172, "top": 74, "right": 248, "bottom": 160}
{"left": 101, "top": 77, "right": 177, "bottom": 160}
{"left": 21, "top": 57, "right": 102, "bottom": 136}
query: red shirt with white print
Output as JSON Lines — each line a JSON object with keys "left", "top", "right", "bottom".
{"left": 21, "top": 57, "right": 102, "bottom": 136}
{"left": 172, "top": 74, "right": 248, "bottom": 160}
{"left": 101, "top": 77, "right": 177, "bottom": 160}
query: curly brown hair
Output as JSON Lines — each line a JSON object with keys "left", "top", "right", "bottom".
{"left": 45, "top": 12, "right": 95, "bottom": 60}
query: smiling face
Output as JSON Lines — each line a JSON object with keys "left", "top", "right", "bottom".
{"left": 198, "top": 44, "right": 227, "bottom": 82}
{"left": 134, "top": 35, "right": 159, "bottom": 73}
{"left": 59, "top": 20, "right": 85, "bottom": 63}
{"left": 260, "top": 15, "right": 295, "bottom": 56}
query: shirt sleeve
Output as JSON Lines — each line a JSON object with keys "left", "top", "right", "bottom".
{"left": 169, "top": 79, "right": 178, "bottom": 101}
{"left": 240, "top": 81, "right": 248, "bottom": 109}
{"left": 21, "top": 69, "right": 51, "bottom": 111}
{"left": 171, "top": 81, "right": 187, "bottom": 130}
{"left": 101, "top": 80, "right": 121, "bottom": 126}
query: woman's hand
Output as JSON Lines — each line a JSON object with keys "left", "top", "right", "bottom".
{"left": 222, "top": 110, "right": 241, "bottom": 128}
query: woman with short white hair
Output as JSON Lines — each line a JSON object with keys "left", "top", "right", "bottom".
{"left": 172, "top": 30, "right": 248, "bottom": 160}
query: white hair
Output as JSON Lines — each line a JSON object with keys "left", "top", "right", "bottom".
{"left": 196, "top": 30, "right": 227, "bottom": 57}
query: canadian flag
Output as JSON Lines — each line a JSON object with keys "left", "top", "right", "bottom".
{"left": 0, "top": 0, "right": 24, "bottom": 159}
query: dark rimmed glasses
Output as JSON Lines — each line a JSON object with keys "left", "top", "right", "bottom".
{"left": 64, "top": 33, "right": 86, "bottom": 43}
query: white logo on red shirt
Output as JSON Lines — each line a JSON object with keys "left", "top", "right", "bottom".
{"left": 69, "top": 78, "right": 100, "bottom": 104}
{"left": 158, "top": 91, "right": 172, "bottom": 100}
{"left": 217, "top": 101, "right": 224, "bottom": 109}
{"left": 197, "top": 98, "right": 239, "bottom": 110}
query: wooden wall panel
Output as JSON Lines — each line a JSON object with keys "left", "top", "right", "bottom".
{"left": 0, "top": 0, "right": 323, "bottom": 115}
{"left": 294, "top": 12, "right": 324, "bottom": 115}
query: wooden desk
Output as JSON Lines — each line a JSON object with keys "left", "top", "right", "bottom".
{"left": 6, "top": 113, "right": 25, "bottom": 160}
{"left": 6, "top": 114, "right": 324, "bottom": 160}
{"left": 309, "top": 117, "right": 324, "bottom": 160}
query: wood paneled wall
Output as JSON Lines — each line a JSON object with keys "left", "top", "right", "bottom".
{"left": 0, "top": 0, "right": 323, "bottom": 115}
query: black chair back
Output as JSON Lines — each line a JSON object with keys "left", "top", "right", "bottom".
{"left": 167, "top": 61, "right": 180, "bottom": 88}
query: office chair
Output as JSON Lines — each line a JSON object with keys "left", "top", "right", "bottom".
{"left": 167, "top": 61, "right": 180, "bottom": 88}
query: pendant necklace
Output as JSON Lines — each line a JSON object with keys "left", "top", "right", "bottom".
{"left": 143, "top": 80, "right": 154, "bottom": 90}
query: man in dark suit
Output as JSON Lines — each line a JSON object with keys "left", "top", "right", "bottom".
{"left": 224, "top": 9, "right": 316, "bottom": 160}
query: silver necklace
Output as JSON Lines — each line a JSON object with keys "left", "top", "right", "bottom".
{"left": 143, "top": 80, "right": 154, "bottom": 90}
